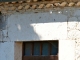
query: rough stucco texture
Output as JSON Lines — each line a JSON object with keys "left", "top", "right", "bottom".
{"left": 1, "top": 8, "right": 80, "bottom": 41}
{"left": 0, "top": 42, "right": 14, "bottom": 60}
{"left": 0, "top": 7, "right": 80, "bottom": 60}
{"left": 75, "top": 40, "right": 80, "bottom": 60}
{"left": 6, "top": 12, "right": 67, "bottom": 41}
{"left": 0, "top": 40, "right": 76, "bottom": 60}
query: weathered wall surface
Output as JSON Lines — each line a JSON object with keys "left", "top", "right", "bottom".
{"left": 0, "top": 42, "right": 14, "bottom": 60}
{"left": 67, "top": 10, "right": 80, "bottom": 40}
{"left": 0, "top": 8, "right": 80, "bottom": 41}
{"left": 0, "top": 40, "right": 76, "bottom": 60}
{"left": 14, "top": 42, "right": 22, "bottom": 60}
{"left": 75, "top": 40, "right": 80, "bottom": 60}
{"left": 6, "top": 11, "right": 67, "bottom": 41}
{"left": 0, "top": 7, "right": 80, "bottom": 60}
{"left": 14, "top": 40, "right": 75, "bottom": 60}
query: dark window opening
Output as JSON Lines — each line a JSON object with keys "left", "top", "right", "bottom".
{"left": 33, "top": 42, "right": 40, "bottom": 55}
{"left": 23, "top": 41, "right": 58, "bottom": 56}
{"left": 24, "top": 43, "right": 32, "bottom": 56}
{"left": 23, "top": 41, "right": 58, "bottom": 60}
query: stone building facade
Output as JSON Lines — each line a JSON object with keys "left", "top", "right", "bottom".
{"left": 0, "top": 7, "right": 80, "bottom": 60}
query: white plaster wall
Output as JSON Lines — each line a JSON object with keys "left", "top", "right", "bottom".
{"left": 0, "top": 7, "right": 80, "bottom": 60}
{"left": 59, "top": 40, "right": 75, "bottom": 60}
{"left": 1, "top": 8, "right": 80, "bottom": 41}
{"left": 0, "top": 40, "right": 76, "bottom": 60}
{"left": 0, "top": 42, "right": 14, "bottom": 60}
{"left": 6, "top": 11, "right": 67, "bottom": 41}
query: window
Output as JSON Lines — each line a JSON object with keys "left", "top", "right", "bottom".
{"left": 23, "top": 41, "right": 58, "bottom": 60}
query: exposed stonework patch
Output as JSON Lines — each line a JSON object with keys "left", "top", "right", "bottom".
{"left": 75, "top": 40, "right": 80, "bottom": 60}
{"left": 76, "top": 23, "right": 80, "bottom": 30}
{"left": 68, "top": 17, "right": 78, "bottom": 30}
{"left": 67, "top": 30, "right": 80, "bottom": 40}
{"left": 67, "top": 16, "right": 80, "bottom": 40}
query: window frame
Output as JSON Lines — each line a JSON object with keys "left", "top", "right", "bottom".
{"left": 22, "top": 41, "right": 59, "bottom": 60}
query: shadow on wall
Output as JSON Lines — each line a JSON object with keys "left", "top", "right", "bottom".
{"left": 0, "top": 14, "right": 7, "bottom": 30}
{"left": 2, "top": 8, "right": 80, "bottom": 41}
